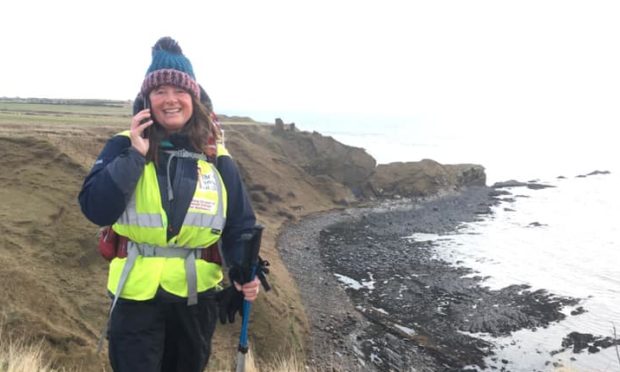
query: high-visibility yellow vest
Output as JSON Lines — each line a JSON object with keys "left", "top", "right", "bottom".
{"left": 108, "top": 133, "right": 229, "bottom": 301}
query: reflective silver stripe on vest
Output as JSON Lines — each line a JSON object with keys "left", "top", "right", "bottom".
{"left": 118, "top": 212, "right": 164, "bottom": 227}
{"left": 184, "top": 212, "right": 226, "bottom": 230}
{"left": 117, "top": 192, "right": 164, "bottom": 227}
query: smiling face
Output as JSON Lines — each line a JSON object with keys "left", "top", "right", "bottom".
{"left": 148, "top": 85, "right": 194, "bottom": 133}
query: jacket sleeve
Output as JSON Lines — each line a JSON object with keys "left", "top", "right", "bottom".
{"left": 217, "top": 154, "right": 257, "bottom": 269}
{"left": 78, "top": 135, "right": 146, "bottom": 226}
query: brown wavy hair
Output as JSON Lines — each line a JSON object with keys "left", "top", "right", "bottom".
{"left": 145, "top": 95, "right": 219, "bottom": 164}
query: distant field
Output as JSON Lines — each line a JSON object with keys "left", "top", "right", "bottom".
{"left": 0, "top": 111, "right": 130, "bottom": 126}
{"left": 0, "top": 99, "right": 263, "bottom": 129}
{"left": 0, "top": 100, "right": 131, "bottom": 131}
{"left": 0, "top": 102, "right": 131, "bottom": 116}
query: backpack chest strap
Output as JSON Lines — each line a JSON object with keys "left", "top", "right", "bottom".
{"left": 116, "top": 242, "right": 202, "bottom": 306}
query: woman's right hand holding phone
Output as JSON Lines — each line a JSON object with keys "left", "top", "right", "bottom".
{"left": 130, "top": 109, "right": 153, "bottom": 157}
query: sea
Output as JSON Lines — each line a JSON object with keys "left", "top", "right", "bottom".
{"left": 237, "top": 110, "right": 619, "bottom": 371}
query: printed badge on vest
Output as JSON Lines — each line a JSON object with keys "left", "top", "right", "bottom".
{"left": 199, "top": 172, "right": 218, "bottom": 192}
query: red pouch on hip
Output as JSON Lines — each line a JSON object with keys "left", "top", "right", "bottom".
{"left": 98, "top": 226, "right": 129, "bottom": 260}
{"left": 98, "top": 226, "right": 118, "bottom": 261}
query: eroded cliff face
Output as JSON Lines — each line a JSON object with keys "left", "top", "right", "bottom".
{"left": 264, "top": 125, "right": 486, "bottom": 200}
{"left": 365, "top": 159, "right": 487, "bottom": 198}
{"left": 271, "top": 128, "right": 377, "bottom": 197}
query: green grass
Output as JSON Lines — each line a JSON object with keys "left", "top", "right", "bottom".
{"left": 0, "top": 111, "right": 128, "bottom": 126}
{"left": 0, "top": 100, "right": 131, "bottom": 128}
{"left": 0, "top": 98, "right": 265, "bottom": 128}
{"left": 0, "top": 102, "right": 130, "bottom": 117}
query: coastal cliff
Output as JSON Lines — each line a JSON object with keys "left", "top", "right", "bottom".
{"left": 200, "top": 122, "right": 489, "bottom": 367}
{"left": 0, "top": 102, "right": 487, "bottom": 371}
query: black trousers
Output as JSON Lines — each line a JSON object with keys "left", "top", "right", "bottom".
{"left": 108, "top": 293, "right": 217, "bottom": 372}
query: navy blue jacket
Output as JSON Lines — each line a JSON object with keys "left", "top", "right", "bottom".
{"left": 78, "top": 132, "right": 256, "bottom": 270}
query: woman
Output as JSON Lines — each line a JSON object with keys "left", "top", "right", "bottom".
{"left": 79, "top": 37, "right": 260, "bottom": 372}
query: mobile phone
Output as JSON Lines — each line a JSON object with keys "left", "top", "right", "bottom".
{"left": 141, "top": 98, "right": 151, "bottom": 138}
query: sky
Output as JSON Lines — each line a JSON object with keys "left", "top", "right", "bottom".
{"left": 2, "top": 0, "right": 619, "bottom": 145}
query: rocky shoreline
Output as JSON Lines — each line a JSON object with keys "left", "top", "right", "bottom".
{"left": 278, "top": 186, "right": 587, "bottom": 371}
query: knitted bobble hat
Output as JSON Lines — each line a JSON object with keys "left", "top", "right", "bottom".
{"left": 140, "top": 37, "right": 200, "bottom": 98}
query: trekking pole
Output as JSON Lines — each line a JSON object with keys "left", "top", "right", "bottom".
{"left": 236, "top": 266, "right": 257, "bottom": 372}
{"left": 235, "top": 225, "right": 264, "bottom": 372}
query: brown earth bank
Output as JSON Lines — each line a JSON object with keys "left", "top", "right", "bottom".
{"left": 0, "top": 103, "right": 488, "bottom": 371}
